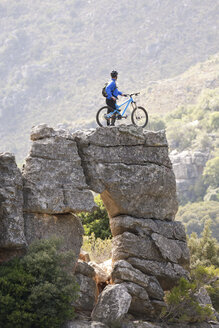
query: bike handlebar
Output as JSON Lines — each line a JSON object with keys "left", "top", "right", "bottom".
{"left": 123, "top": 92, "right": 140, "bottom": 97}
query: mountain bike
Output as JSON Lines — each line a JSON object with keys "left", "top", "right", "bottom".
{"left": 96, "top": 93, "right": 148, "bottom": 128}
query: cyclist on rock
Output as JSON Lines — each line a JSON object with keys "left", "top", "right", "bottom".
{"left": 106, "top": 70, "right": 125, "bottom": 126}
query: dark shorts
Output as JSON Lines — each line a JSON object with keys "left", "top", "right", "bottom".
{"left": 106, "top": 98, "right": 116, "bottom": 113}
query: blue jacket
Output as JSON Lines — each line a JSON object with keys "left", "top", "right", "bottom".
{"left": 106, "top": 79, "right": 122, "bottom": 99}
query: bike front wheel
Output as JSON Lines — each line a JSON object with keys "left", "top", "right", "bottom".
{"left": 96, "top": 106, "right": 111, "bottom": 127}
{"left": 131, "top": 106, "right": 148, "bottom": 128}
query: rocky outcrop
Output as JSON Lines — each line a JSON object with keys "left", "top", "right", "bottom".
{"left": 73, "top": 260, "right": 98, "bottom": 313}
{"left": 0, "top": 152, "right": 26, "bottom": 262}
{"left": 22, "top": 124, "right": 97, "bottom": 261}
{"left": 170, "top": 150, "right": 209, "bottom": 203}
{"left": 24, "top": 213, "right": 84, "bottom": 262}
{"left": 75, "top": 126, "right": 178, "bottom": 220}
{"left": 23, "top": 124, "right": 96, "bottom": 214}
{"left": 0, "top": 124, "right": 191, "bottom": 322}
{"left": 91, "top": 284, "right": 132, "bottom": 325}
{"left": 74, "top": 126, "right": 190, "bottom": 319}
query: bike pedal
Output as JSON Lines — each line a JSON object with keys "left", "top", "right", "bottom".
{"left": 123, "top": 115, "right": 128, "bottom": 119}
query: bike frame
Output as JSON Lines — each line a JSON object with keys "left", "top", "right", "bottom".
{"left": 106, "top": 96, "right": 135, "bottom": 118}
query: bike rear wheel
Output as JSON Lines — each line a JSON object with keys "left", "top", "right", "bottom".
{"left": 96, "top": 106, "right": 113, "bottom": 127}
{"left": 131, "top": 106, "right": 148, "bottom": 128}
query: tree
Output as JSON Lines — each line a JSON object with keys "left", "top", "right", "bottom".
{"left": 79, "top": 195, "right": 111, "bottom": 239}
{"left": 203, "top": 157, "right": 219, "bottom": 188}
{"left": 188, "top": 220, "right": 219, "bottom": 269}
{"left": 0, "top": 238, "right": 79, "bottom": 328}
{"left": 161, "top": 277, "right": 215, "bottom": 323}
{"left": 176, "top": 201, "right": 219, "bottom": 241}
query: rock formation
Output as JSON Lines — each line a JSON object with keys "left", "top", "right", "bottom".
{"left": 73, "top": 260, "right": 98, "bottom": 313}
{"left": 170, "top": 150, "right": 209, "bottom": 203}
{"left": 22, "top": 124, "right": 96, "bottom": 264}
{"left": 75, "top": 125, "right": 190, "bottom": 319}
{"left": 0, "top": 124, "right": 191, "bottom": 324}
{"left": 0, "top": 152, "right": 26, "bottom": 262}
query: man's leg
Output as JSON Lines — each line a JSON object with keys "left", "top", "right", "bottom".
{"left": 106, "top": 98, "right": 116, "bottom": 126}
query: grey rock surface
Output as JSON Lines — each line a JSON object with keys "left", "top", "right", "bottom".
{"left": 89, "top": 261, "right": 110, "bottom": 284}
{"left": 110, "top": 216, "right": 186, "bottom": 240}
{"left": 66, "top": 321, "right": 108, "bottom": 328}
{"left": 75, "top": 260, "right": 95, "bottom": 278}
{"left": 75, "top": 125, "right": 168, "bottom": 147}
{"left": 73, "top": 272, "right": 98, "bottom": 312}
{"left": 24, "top": 213, "right": 83, "bottom": 263}
{"left": 127, "top": 257, "right": 189, "bottom": 290}
{"left": 75, "top": 125, "right": 178, "bottom": 220}
{"left": 120, "top": 282, "right": 154, "bottom": 317}
{"left": 170, "top": 150, "right": 209, "bottom": 203}
{"left": 151, "top": 233, "right": 190, "bottom": 266}
{"left": 23, "top": 125, "right": 95, "bottom": 214}
{"left": 112, "top": 260, "right": 164, "bottom": 300}
{"left": 91, "top": 284, "right": 132, "bottom": 324}
{"left": 73, "top": 260, "right": 98, "bottom": 312}
{"left": 0, "top": 152, "right": 26, "bottom": 261}
{"left": 112, "top": 231, "right": 164, "bottom": 263}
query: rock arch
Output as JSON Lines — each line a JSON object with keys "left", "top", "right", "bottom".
{"left": 0, "top": 124, "right": 190, "bottom": 319}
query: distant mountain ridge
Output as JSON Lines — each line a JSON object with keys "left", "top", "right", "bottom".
{"left": 141, "top": 53, "right": 219, "bottom": 114}
{"left": 0, "top": 0, "right": 219, "bottom": 163}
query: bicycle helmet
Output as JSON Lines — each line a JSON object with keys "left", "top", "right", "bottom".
{"left": 111, "top": 70, "right": 118, "bottom": 78}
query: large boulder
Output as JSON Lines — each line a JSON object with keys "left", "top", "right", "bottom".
{"left": 66, "top": 321, "right": 109, "bottom": 328}
{"left": 24, "top": 213, "right": 83, "bottom": 263}
{"left": 75, "top": 126, "right": 178, "bottom": 220}
{"left": 73, "top": 260, "right": 98, "bottom": 313}
{"left": 127, "top": 257, "right": 189, "bottom": 290}
{"left": 111, "top": 260, "right": 164, "bottom": 300}
{"left": 110, "top": 216, "right": 186, "bottom": 240}
{"left": 22, "top": 124, "right": 95, "bottom": 214}
{"left": 91, "top": 284, "right": 132, "bottom": 325}
{"left": 0, "top": 152, "right": 26, "bottom": 261}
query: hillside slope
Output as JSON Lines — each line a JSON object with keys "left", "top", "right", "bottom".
{"left": 141, "top": 54, "right": 219, "bottom": 114}
{"left": 0, "top": 0, "right": 219, "bottom": 163}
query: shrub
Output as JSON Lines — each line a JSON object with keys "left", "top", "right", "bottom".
{"left": 191, "top": 265, "right": 219, "bottom": 312}
{"left": 82, "top": 233, "right": 112, "bottom": 263}
{"left": 187, "top": 220, "right": 219, "bottom": 268}
{"left": 147, "top": 114, "right": 166, "bottom": 131}
{"left": 208, "top": 112, "right": 219, "bottom": 131}
{"left": 203, "top": 157, "right": 219, "bottom": 188}
{"left": 0, "top": 238, "right": 79, "bottom": 328}
{"left": 79, "top": 195, "right": 111, "bottom": 240}
{"left": 176, "top": 201, "right": 219, "bottom": 241}
{"left": 161, "top": 277, "right": 215, "bottom": 323}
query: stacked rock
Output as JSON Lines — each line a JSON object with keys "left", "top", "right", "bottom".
{"left": 75, "top": 125, "right": 190, "bottom": 319}
{"left": 22, "top": 124, "right": 96, "bottom": 264}
{"left": 0, "top": 152, "right": 26, "bottom": 262}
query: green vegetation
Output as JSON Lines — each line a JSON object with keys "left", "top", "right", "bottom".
{"left": 176, "top": 201, "right": 219, "bottom": 241}
{"left": 0, "top": 238, "right": 79, "bottom": 328}
{"left": 187, "top": 220, "right": 219, "bottom": 268}
{"left": 203, "top": 157, "right": 219, "bottom": 189}
{"left": 79, "top": 195, "right": 111, "bottom": 240}
{"left": 162, "top": 277, "right": 215, "bottom": 323}
{"left": 82, "top": 233, "right": 112, "bottom": 264}
{"left": 79, "top": 195, "right": 112, "bottom": 263}
{"left": 162, "top": 223, "right": 219, "bottom": 323}
{"left": 141, "top": 54, "right": 219, "bottom": 115}
{"left": 148, "top": 86, "right": 219, "bottom": 207}
{"left": 164, "top": 87, "right": 219, "bottom": 153}
{"left": 191, "top": 266, "right": 219, "bottom": 312}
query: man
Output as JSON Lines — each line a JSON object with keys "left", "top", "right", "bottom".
{"left": 106, "top": 70, "right": 124, "bottom": 126}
